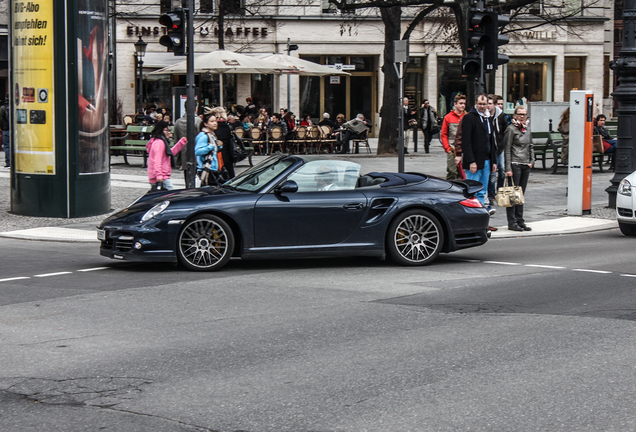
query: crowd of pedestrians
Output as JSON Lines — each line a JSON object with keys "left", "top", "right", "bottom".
{"left": 141, "top": 93, "right": 619, "bottom": 237}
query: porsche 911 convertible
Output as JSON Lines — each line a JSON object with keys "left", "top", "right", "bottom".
{"left": 98, "top": 155, "right": 490, "bottom": 271}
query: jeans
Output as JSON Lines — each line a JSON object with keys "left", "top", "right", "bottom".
{"left": 2, "top": 129, "right": 10, "bottom": 167}
{"left": 162, "top": 178, "right": 174, "bottom": 190}
{"left": 488, "top": 152, "right": 505, "bottom": 198}
{"left": 465, "top": 160, "right": 491, "bottom": 205}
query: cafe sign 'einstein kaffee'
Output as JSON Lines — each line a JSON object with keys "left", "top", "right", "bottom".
{"left": 126, "top": 25, "right": 270, "bottom": 39}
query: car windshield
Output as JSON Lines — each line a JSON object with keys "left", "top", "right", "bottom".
{"left": 225, "top": 155, "right": 295, "bottom": 192}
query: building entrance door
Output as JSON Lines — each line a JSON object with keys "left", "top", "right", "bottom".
{"left": 299, "top": 55, "right": 377, "bottom": 134}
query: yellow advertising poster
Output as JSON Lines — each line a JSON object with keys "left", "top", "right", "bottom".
{"left": 12, "top": 0, "right": 56, "bottom": 175}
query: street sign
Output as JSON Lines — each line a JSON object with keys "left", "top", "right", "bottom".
{"left": 394, "top": 40, "right": 409, "bottom": 63}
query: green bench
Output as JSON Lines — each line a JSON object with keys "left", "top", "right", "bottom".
{"left": 548, "top": 131, "right": 613, "bottom": 174}
{"left": 110, "top": 125, "right": 176, "bottom": 168}
{"left": 530, "top": 131, "right": 554, "bottom": 170}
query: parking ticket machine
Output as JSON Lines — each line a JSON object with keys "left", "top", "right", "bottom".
{"left": 567, "top": 90, "right": 594, "bottom": 215}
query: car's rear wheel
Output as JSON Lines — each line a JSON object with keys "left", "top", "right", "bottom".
{"left": 387, "top": 209, "right": 444, "bottom": 266}
{"left": 177, "top": 214, "right": 234, "bottom": 271}
{"left": 619, "top": 221, "right": 636, "bottom": 237}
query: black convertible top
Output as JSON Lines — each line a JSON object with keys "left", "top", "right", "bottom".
{"left": 365, "top": 172, "right": 427, "bottom": 187}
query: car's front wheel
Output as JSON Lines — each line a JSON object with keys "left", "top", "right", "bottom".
{"left": 177, "top": 214, "right": 235, "bottom": 271}
{"left": 387, "top": 209, "right": 444, "bottom": 266}
{"left": 619, "top": 221, "right": 636, "bottom": 237}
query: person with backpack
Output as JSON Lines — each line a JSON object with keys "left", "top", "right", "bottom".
{"left": 0, "top": 99, "right": 10, "bottom": 168}
{"left": 146, "top": 121, "right": 187, "bottom": 191}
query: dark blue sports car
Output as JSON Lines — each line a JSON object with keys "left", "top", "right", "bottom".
{"left": 98, "top": 155, "right": 489, "bottom": 271}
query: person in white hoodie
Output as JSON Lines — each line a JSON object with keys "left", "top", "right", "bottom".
{"left": 487, "top": 94, "right": 508, "bottom": 205}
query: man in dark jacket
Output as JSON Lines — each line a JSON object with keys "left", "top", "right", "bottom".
{"left": 460, "top": 93, "right": 497, "bottom": 208}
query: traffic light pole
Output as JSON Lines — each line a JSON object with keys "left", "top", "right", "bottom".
{"left": 185, "top": 1, "right": 196, "bottom": 189}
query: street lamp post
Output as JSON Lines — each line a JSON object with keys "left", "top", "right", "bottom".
{"left": 607, "top": 0, "right": 636, "bottom": 207}
{"left": 134, "top": 36, "right": 147, "bottom": 114}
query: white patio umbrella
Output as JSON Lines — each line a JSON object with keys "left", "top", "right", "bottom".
{"left": 150, "top": 49, "right": 282, "bottom": 75}
{"left": 149, "top": 49, "right": 283, "bottom": 106}
{"left": 260, "top": 53, "right": 351, "bottom": 76}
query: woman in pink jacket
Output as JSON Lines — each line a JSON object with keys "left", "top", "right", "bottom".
{"left": 146, "top": 121, "right": 187, "bottom": 190}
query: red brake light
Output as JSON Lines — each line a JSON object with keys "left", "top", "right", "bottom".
{"left": 459, "top": 197, "right": 483, "bottom": 208}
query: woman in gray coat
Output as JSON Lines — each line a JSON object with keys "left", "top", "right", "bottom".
{"left": 503, "top": 105, "right": 534, "bottom": 232}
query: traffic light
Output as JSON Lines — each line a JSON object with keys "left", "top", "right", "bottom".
{"left": 462, "top": 9, "right": 492, "bottom": 77}
{"left": 482, "top": 12, "right": 510, "bottom": 73}
{"left": 159, "top": 9, "right": 186, "bottom": 56}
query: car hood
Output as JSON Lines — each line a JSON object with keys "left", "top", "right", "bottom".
{"left": 100, "top": 186, "right": 244, "bottom": 227}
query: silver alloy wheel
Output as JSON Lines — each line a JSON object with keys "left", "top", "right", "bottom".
{"left": 179, "top": 216, "right": 231, "bottom": 270}
{"left": 394, "top": 214, "right": 441, "bottom": 263}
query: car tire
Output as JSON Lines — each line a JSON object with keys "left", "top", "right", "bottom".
{"left": 177, "top": 214, "right": 235, "bottom": 271}
{"left": 386, "top": 209, "right": 444, "bottom": 266}
{"left": 619, "top": 222, "right": 636, "bottom": 237}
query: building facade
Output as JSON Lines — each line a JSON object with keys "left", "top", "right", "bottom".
{"left": 112, "top": 0, "right": 614, "bottom": 134}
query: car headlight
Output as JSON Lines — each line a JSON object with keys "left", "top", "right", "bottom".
{"left": 141, "top": 201, "right": 170, "bottom": 222}
{"left": 619, "top": 178, "right": 632, "bottom": 197}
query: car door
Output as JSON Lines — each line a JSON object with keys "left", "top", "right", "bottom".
{"left": 253, "top": 161, "right": 367, "bottom": 247}
{"left": 254, "top": 190, "right": 367, "bottom": 247}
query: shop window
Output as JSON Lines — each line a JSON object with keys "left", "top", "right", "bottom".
{"left": 565, "top": 0, "right": 582, "bottom": 15}
{"left": 251, "top": 74, "right": 273, "bottom": 113}
{"left": 505, "top": 59, "right": 553, "bottom": 106}
{"left": 350, "top": 57, "right": 373, "bottom": 72}
{"left": 437, "top": 57, "right": 468, "bottom": 118}
{"left": 405, "top": 57, "right": 424, "bottom": 112}
{"left": 564, "top": 57, "right": 584, "bottom": 101}
{"left": 604, "top": 55, "right": 611, "bottom": 98}
{"left": 200, "top": 0, "right": 213, "bottom": 13}
{"left": 300, "top": 76, "right": 321, "bottom": 119}
{"left": 224, "top": 0, "right": 243, "bottom": 15}
{"left": 322, "top": 0, "right": 338, "bottom": 13}
{"left": 160, "top": 0, "right": 172, "bottom": 13}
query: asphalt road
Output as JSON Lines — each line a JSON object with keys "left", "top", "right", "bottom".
{"left": 1, "top": 230, "right": 636, "bottom": 431}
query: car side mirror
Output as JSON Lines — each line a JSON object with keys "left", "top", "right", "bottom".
{"left": 275, "top": 180, "right": 298, "bottom": 194}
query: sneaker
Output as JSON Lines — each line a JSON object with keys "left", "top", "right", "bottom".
{"left": 486, "top": 206, "right": 496, "bottom": 216}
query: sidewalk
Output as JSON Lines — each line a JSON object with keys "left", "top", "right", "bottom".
{"left": 0, "top": 138, "right": 618, "bottom": 243}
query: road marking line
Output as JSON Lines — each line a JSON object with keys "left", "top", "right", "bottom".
{"left": 77, "top": 267, "right": 108, "bottom": 272}
{"left": 450, "top": 259, "right": 482, "bottom": 263}
{"left": 0, "top": 276, "right": 31, "bottom": 282}
{"left": 525, "top": 264, "right": 567, "bottom": 269}
{"left": 573, "top": 269, "right": 612, "bottom": 274}
{"left": 34, "top": 272, "right": 73, "bottom": 278}
{"left": 620, "top": 274, "right": 636, "bottom": 278}
{"left": 484, "top": 261, "right": 521, "bottom": 266}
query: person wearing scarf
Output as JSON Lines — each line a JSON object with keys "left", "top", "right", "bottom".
{"left": 195, "top": 112, "right": 220, "bottom": 175}
{"left": 503, "top": 105, "right": 534, "bottom": 232}
{"left": 146, "top": 121, "right": 187, "bottom": 190}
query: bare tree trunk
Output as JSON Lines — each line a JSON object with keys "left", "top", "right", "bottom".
{"left": 377, "top": 6, "right": 402, "bottom": 155}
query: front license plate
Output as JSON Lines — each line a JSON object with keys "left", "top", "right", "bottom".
{"left": 97, "top": 229, "right": 106, "bottom": 241}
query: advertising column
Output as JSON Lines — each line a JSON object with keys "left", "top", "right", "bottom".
{"left": 10, "top": 0, "right": 110, "bottom": 217}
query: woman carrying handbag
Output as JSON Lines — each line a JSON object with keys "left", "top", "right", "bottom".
{"left": 503, "top": 105, "right": 534, "bottom": 232}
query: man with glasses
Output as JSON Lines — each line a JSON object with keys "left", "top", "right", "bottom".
{"left": 460, "top": 93, "right": 498, "bottom": 226}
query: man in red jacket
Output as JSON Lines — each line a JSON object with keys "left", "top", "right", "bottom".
{"left": 440, "top": 94, "right": 466, "bottom": 180}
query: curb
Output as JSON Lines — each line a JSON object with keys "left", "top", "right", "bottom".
{"left": 0, "top": 217, "right": 619, "bottom": 243}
